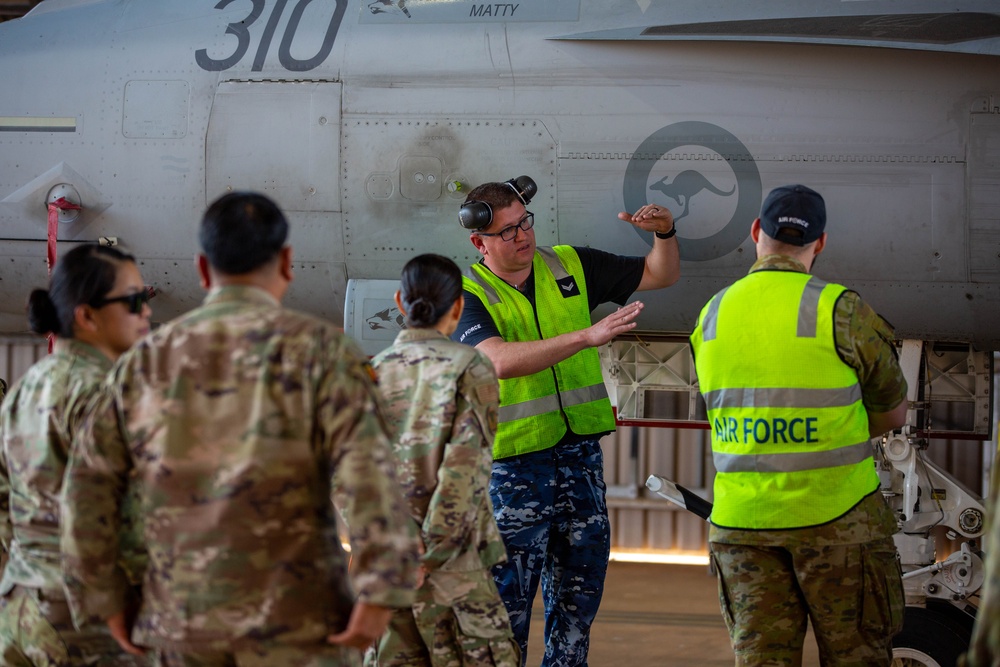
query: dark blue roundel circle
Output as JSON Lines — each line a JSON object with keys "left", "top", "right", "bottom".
{"left": 624, "top": 121, "right": 761, "bottom": 262}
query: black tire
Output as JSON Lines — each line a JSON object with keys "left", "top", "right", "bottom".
{"left": 891, "top": 603, "right": 975, "bottom": 667}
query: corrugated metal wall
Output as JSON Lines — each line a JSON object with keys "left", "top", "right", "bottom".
{"left": 0, "top": 334, "right": 993, "bottom": 557}
{"left": 0, "top": 335, "right": 47, "bottom": 388}
{"left": 603, "top": 425, "right": 713, "bottom": 554}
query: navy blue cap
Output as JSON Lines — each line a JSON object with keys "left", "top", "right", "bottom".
{"left": 759, "top": 184, "right": 826, "bottom": 246}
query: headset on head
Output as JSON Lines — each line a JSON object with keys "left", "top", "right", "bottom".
{"left": 458, "top": 175, "right": 537, "bottom": 231}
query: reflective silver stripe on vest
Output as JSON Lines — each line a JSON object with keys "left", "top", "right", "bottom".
{"left": 713, "top": 439, "right": 873, "bottom": 473}
{"left": 537, "top": 246, "right": 570, "bottom": 280}
{"left": 699, "top": 287, "right": 729, "bottom": 342}
{"left": 797, "top": 277, "right": 827, "bottom": 338}
{"left": 703, "top": 385, "right": 862, "bottom": 410}
{"left": 466, "top": 266, "right": 503, "bottom": 305}
{"left": 498, "top": 382, "right": 608, "bottom": 423}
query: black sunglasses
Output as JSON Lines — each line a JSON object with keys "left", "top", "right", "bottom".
{"left": 92, "top": 288, "right": 153, "bottom": 315}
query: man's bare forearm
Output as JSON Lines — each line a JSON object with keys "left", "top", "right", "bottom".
{"left": 476, "top": 333, "right": 589, "bottom": 379}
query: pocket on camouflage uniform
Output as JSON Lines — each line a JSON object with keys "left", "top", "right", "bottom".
{"left": 859, "top": 541, "right": 905, "bottom": 640}
{"left": 0, "top": 588, "right": 70, "bottom": 667}
{"left": 708, "top": 552, "right": 736, "bottom": 635}
{"left": 452, "top": 598, "right": 520, "bottom": 667}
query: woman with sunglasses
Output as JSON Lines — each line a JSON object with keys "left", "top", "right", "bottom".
{"left": 368, "top": 254, "right": 518, "bottom": 667}
{"left": 0, "top": 244, "right": 151, "bottom": 666}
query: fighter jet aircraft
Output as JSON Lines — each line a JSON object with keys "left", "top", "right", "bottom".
{"left": 0, "top": 0, "right": 997, "bottom": 343}
{"left": 1, "top": 1, "right": 998, "bottom": 663}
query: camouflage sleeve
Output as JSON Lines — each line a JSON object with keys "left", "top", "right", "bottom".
{"left": 834, "top": 291, "right": 908, "bottom": 413}
{"left": 421, "top": 354, "right": 499, "bottom": 571}
{"left": 324, "top": 338, "right": 420, "bottom": 608}
{"left": 63, "top": 379, "right": 147, "bottom": 589}
{"left": 60, "top": 380, "right": 132, "bottom": 624}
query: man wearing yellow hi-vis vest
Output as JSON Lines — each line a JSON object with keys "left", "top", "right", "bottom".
{"left": 691, "top": 184, "right": 908, "bottom": 666}
{"left": 453, "top": 176, "right": 680, "bottom": 666}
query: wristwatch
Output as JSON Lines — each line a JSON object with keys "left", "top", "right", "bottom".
{"left": 655, "top": 227, "right": 677, "bottom": 240}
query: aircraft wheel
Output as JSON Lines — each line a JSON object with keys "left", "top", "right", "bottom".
{"left": 891, "top": 603, "right": 974, "bottom": 667}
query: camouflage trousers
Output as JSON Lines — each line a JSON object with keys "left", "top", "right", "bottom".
{"left": 489, "top": 439, "right": 610, "bottom": 667}
{"left": 364, "top": 568, "right": 519, "bottom": 666}
{"left": 0, "top": 586, "right": 148, "bottom": 667}
{"left": 154, "top": 643, "right": 360, "bottom": 667}
{"left": 709, "top": 536, "right": 904, "bottom": 667}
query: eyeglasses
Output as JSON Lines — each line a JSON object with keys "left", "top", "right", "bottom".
{"left": 475, "top": 211, "right": 534, "bottom": 242}
{"left": 92, "top": 288, "right": 153, "bottom": 315}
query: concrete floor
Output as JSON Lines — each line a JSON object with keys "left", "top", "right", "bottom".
{"left": 525, "top": 561, "right": 822, "bottom": 667}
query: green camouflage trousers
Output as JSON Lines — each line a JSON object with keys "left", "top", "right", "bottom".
{"left": 710, "top": 537, "right": 904, "bottom": 667}
{"left": 365, "top": 568, "right": 519, "bottom": 667}
{"left": 0, "top": 586, "right": 148, "bottom": 667}
{"left": 155, "top": 644, "right": 360, "bottom": 667}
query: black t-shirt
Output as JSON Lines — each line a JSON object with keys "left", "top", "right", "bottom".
{"left": 453, "top": 245, "right": 645, "bottom": 347}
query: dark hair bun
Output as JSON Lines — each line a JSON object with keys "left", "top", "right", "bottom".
{"left": 26, "top": 289, "right": 60, "bottom": 335}
{"left": 407, "top": 298, "right": 436, "bottom": 328}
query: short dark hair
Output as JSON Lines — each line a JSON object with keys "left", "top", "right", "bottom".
{"left": 463, "top": 182, "right": 521, "bottom": 218}
{"left": 200, "top": 192, "right": 288, "bottom": 275}
{"left": 27, "top": 244, "right": 136, "bottom": 338}
{"left": 399, "top": 254, "right": 463, "bottom": 329}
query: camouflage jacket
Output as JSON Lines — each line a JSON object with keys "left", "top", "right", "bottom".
{"left": 61, "top": 286, "right": 420, "bottom": 652}
{"left": 0, "top": 339, "right": 110, "bottom": 595}
{"left": 372, "top": 329, "right": 506, "bottom": 572}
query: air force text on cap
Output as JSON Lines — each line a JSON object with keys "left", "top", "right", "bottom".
{"left": 777, "top": 216, "right": 811, "bottom": 229}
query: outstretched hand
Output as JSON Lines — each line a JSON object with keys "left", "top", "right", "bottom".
{"left": 327, "top": 602, "right": 394, "bottom": 651}
{"left": 586, "top": 301, "right": 644, "bottom": 347}
{"left": 618, "top": 204, "right": 675, "bottom": 235}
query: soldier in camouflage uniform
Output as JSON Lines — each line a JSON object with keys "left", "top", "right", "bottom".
{"left": 0, "top": 244, "right": 153, "bottom": 666}
{"left": 60, "top": 192, "right": 421, "bottom": 667}
{"left": 691, "top": 185, "right": 907, "bottom": 666}
{"left": 368, "top": 254, "right": 518, "bottom": 667}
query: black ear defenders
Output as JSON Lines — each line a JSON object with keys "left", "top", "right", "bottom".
{"left": 459, "top": 175, "right": 537, "bottom": 231}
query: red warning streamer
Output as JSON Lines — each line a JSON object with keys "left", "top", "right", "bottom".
{"left": 46, "top": 196, "right": 82, "bottom": 274}
{"left": 46, "top": 197, "right": 82, "bottom": 352}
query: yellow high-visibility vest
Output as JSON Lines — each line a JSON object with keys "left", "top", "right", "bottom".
{"left": 690, "top": 269, "right": 876, "bottom": 529}
{"left": 463, "top": 246, "right": 615, "bottom": 459}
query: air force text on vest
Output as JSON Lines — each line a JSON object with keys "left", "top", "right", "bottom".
{"left": 714, "top": 416, "right": 820, "bottom": 444}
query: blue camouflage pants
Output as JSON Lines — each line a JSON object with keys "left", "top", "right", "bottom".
{"left": 488, "top": 438, "right": 610, "bottom": 667}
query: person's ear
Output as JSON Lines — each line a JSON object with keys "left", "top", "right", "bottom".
{"left": 196, "top": 254, "right": 212, "bottom": 290}
{"left": 813, "top": 232, "right": 827, "bottom": 256}
{"left": 72, "top": 304, "right": 99, "bottom": 335}
{"left": 393, "top": 290, "right": 407, "bottom": 317}
{"left": 750, "top": 218, "right": 762, "bottom": 243}
{"left": 470, "top": 234, "right": 487, "bottom": 256}
{"left": 279, "top": 246, "right": 294, "bottom": 283}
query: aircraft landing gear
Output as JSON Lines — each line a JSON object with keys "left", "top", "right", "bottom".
{"left": 891, "top": 602, "right": 975, "bottom": 667}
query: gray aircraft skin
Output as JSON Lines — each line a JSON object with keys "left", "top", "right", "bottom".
{"left": 0, "top": 0, "right": 999, "bottom": 350}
